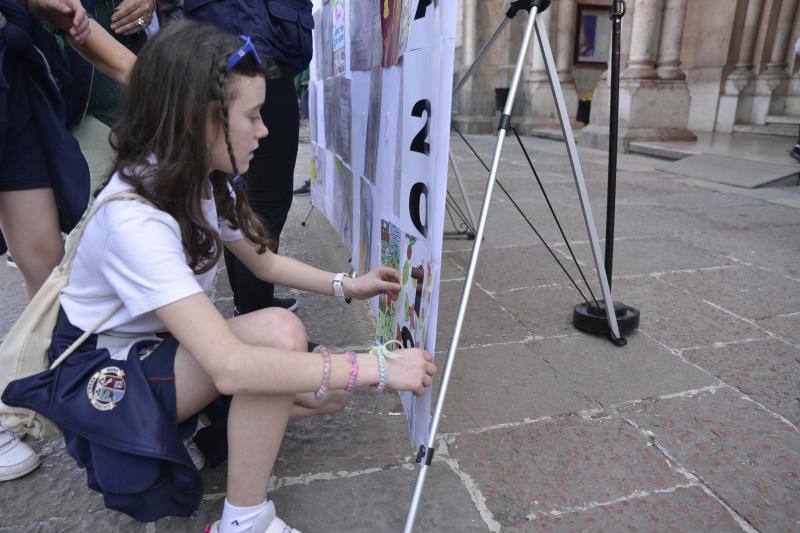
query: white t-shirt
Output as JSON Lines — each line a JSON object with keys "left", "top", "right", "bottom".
{"left": 60, "top": 171, "right": 244, "bottom": 335}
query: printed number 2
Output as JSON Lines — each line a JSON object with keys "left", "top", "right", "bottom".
{"left": 415, "top": 0, "right": 435, "bottom": 20}
{"left": 410, "top": 99, "right": 431, "bottom": 156}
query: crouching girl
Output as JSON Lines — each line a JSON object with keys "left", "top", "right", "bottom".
{"left": 3, "top": 21, "right": 436, "bottom": 533}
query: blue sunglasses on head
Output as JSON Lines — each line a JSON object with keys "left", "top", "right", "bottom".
{"left": 226, "top": 35, "right": 262, "bottom": 72}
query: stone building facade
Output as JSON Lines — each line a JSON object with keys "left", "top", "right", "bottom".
{"left": 453, "top": 0, "right": 800, "bottom": 149}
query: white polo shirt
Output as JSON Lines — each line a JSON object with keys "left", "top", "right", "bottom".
{"left": 60, "top": 171, "right": 244, "bottom": 335}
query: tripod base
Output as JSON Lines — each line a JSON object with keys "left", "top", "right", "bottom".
{"left": 572, "top": 301, "right": 639, "bottom": 345}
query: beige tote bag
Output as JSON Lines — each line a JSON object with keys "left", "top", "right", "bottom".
{"left": 0, "top": 192, "right": 150, "bottom": 439}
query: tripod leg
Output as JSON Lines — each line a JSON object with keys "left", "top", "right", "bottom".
{"left": 452, "top": 16, "right": 512, "bottom": 95}
{"left": 535, "top": 18, "right": 623, "bottom": 341}
{"left": 403, "top": 5, "right": 542, "bottom": 533}
{"left": 300, "top": 204, "right": 314, "bottom": 227}
{"left": 448, "top": 151, "right": 477, "bottom": 232}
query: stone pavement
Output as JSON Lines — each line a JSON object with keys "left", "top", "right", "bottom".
{"left": 2, "top": 131, "right": 800, "bottom": 532}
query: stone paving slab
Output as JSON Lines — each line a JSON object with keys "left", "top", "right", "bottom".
{"left": 658, "top": 265, "right": 800, "bottom": 321}
{"left": 508, "top": 485, "right": 741, "bottom": 532}
{"left": 528, "top": 333, "right": 715, "bottom": 408}
{"left": 434, "top": 342, "right": 591, "bottom": 434}
{"left": 618, "top": 387, "right": 800, "bottom": 532}
{"left": 446, "top": 413, "right": 689, "bottom": 529}
{"left": 568, "top": 236, "right": 737, "bottom": 278}
{"left": 611, "top": 276, "right": 765, "bottom": 350}
{"left": 158, "top": 465, "right": 488, "bottom": 533}
{"left": 444, "top": 246, "right": 584, "bottom": 294}
{"left": 680, "top": 339, "right": 800, "bottom": 427}
{"left": 495, "top": 284, "right": 585, "bottom": 338}
{"left": 757, "top": 313, "right": 800, "bottom": 347}
{"left": 435, "top": 279, "right": 530, "bottom": 348}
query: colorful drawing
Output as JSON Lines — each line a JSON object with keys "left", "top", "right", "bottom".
{"left": 395, "top": 234, "right": 433, "bottom": 349}
{"left": 332, "top": 0, "right": 346, "bottom": 75}
{"left": 376, "top": 219, "right": 401, "bottom": 344}
{"left": 380, "top": 0, "right": 402, "bottom": 67}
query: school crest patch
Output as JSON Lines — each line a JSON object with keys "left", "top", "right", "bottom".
{"left": 87, "top": 366, "right": 127, "bottom": 411}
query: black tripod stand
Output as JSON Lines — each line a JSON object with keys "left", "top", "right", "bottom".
{"left": 572, "top": 0, "right": 640, "bottom": 336}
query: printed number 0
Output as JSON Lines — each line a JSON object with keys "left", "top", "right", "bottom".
{"left": 410, "top": 99, "right": 431, "bottom": 156}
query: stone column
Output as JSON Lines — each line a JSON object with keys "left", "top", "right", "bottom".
{"left": 716, "top": 0, "right": 764, "bottom": 132}
{"left": 555, "top": 0, "right": 577, "bottom": 83}
{"left": 765, "top": 0, "right": 798, "bottom": 74}
{"left": 520, "top": 5, "right": 558, "bottom": 131}
{"left": 755, "top": 0, "right": 799, "bottom": 120}
{"left": 462, "top": 0, "right": 477, "bottom": 67}
{"left": 655, "top": 0, "right": 688, "bottom": 80}
{"left": 554, "top": 0, "right": 579, "bottom": 120}
{"left": 622, "top": 0, "right": 664, "bottom": 79}
{"left": 729, "top": 0, "right": 763, "bottom": 81}
{"left": 581, "top": 0, "right": 694, "bottom": 150}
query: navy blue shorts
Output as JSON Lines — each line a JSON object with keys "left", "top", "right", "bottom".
{"left": 0, "top": 53, "right": 51, "bottom": 191}
{"left": 2, "top": 308, "right": 205, "bottom": 522}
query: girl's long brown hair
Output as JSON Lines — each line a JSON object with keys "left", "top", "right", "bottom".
{"left": 106, "top": 21, "right": 278, "bottom": 274}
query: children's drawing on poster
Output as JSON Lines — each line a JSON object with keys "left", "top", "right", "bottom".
{"left": 333, "top": 159, "right": 353, "bottom": 249}
{"left": 380, "top": 0, "right": 401, "bottom": 67}
{"left": 311, "top": 144, "right": 326, "bottom": 211}
{"left": 308, "top": 81, "right": 318, "bottom": 144}
{"left": 323, "top": 78, "right": 336, "bottom": 149}
{"left": 395, "top": 234, "right": 434, "bottom": 350}
{"left": 321, "top": 2, "right": 334, "bottom": 79}
{"left": 358, "top": 177, "right": 373, "bottom": 276}
{"left": 313, "top": 10, "right": 324, "bottom": 77}
{"left": 335, "top": 76, "right": 351, "bottom": 165}
{"left": 349, "top": 0, "right": 381, "bottom": 71}
{"left": 398, "top": 0, "right": 413, "bottom": 58}
{"left": 332, "top": 0, "right": 346, "bottom": 75}
{"left": 364, "top": 66, "right": 382, "bottom": 183}
{"left": 376, "top": 218, "right": 401, "bottom": 344}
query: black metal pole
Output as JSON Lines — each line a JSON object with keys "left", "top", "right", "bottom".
{"left": 571, "top": 0, "right": 639, "bottom": 339}
{"left": 604, "top": 0, "right": 625, "bottom": 286}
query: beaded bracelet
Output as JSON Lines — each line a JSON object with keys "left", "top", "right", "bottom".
{"left": 345, "top": 351, "right": 359, "bottom": 392}
{"left": 313, "top": 345, "right": 331, "bottom": 400}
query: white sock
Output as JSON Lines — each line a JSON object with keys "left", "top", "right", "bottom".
{"left": 219, "top": 499, "right": 275, "bottom": 533}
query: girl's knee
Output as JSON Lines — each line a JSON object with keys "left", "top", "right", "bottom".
{"left": 251, "top": 308, "right": 308, "bottom": 352}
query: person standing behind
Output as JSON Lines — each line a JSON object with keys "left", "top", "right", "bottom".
{"left": 184, "top": 0, "right": 313, "bottom": 315}
{"left": 0, "top": 0, "right": 135, "bottom": 483}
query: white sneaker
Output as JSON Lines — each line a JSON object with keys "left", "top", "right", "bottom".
{"left": 0, "top": 428, "right": 40, "bottom": 481}
{"left": 205, "top": 501, "right": 302, "bottom": 533}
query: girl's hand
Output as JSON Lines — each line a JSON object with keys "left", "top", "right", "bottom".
{"left": 386, "top": 348, "right": 437, "bottom": 396}
{"left": 344, "top": 266, "right": 401, "bottom": 300}
{"left": 28, "top": 0, "right": 91, "bottom": 43}
{"left": 110, "top": 0, "right": 155, "bottom": 35}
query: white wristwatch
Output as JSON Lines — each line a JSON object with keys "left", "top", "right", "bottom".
{"left": 332, "top": 272, "right": 352, "bottom": 303}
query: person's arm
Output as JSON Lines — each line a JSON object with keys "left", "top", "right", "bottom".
{"left": 27, "top": 0, "right": 90, "bottom": 43}
{"left": 225, "top": 237, "right": 401, "bottom": 301}
{"left": 154, "top": 293, "right": 435, "bottom": 396}
{"left": 66, "top": 19, "right": 136, "bottom": 84}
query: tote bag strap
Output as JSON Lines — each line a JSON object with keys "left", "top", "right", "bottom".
{"left": 49, "top": 191, "right": 157, "bottom": 370}
{"left": 60, "top": 191, "right": 156, "bottom": 272}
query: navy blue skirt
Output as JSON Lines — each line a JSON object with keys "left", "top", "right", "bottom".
{"left": 2, "top": 308, "right": 204, "bottom": 522}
